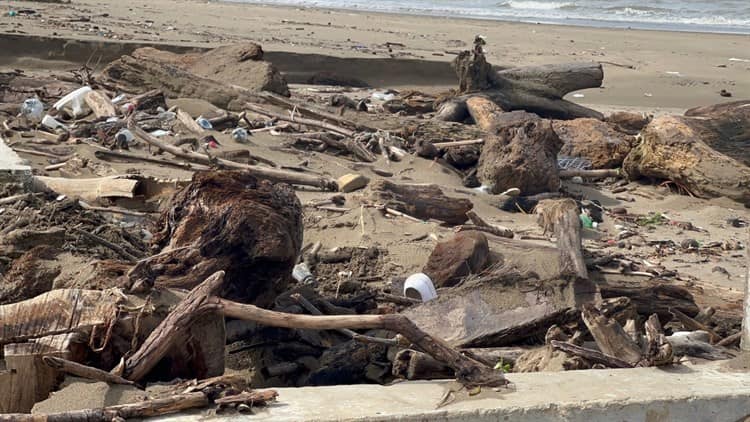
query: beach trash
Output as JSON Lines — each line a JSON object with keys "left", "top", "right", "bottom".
{"left": 232, "top": 127, "right": 249, "bottom": 142}
{"left": 41, "top": 115, "right": 66, "bottom": 130}
{"left": 53, "top": 86, "right": 92, "bottom": 118}
{"left": 403, "top": 273, "right": 438, "bottom": 302}
{"left": 292, "top": 262, "right": 316, "bottom": 285}
{"left": 196, "top": 116, "right": 213, "bottom": 130}
{"left": 114, "top": 129, "right": 135, "bottom": 146}
{"left": 20, "top": 98, "right": 44, "bottom": 123}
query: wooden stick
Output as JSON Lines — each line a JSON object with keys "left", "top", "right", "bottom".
{"left": 670, "top": 308, "right": 721, "bottom": 344}
{"left": 559, "top": 169, "right": 621, "bottom": 179}
{"left": 0, "top": 193, "right": 33, "bottom": 205}
{"left": 127, "top": 119, "right": 337, "bottom": 190}
{"left": 94, "top": 149, "right": 211, "bottom": 171}
{"left": 245, "top": 102, "right": 355, "bottom": 137}
{"left": 78, "top": 200, "right": 156, "bottom": 217}
{"left": 717, "top": 331, "right": 742, "bottom": 348}
{"left": 123, "top": 271, "right": 225, "bottom": 382}
{"left": 176, "top": 109, "right": 206, "bottom": 134}
{"left": 216, "top": 296, "right": 506, "bottom": 388}
{"left": 377, "top": 292, "right": 421, "bottom": 306}
{"left": 258, "top": 91, "right": 373, "bottom": 132}
{"left": 291, "top": 293, "right": 358, "bottom": 338}
{"left": 42, "top": 356, "right": 136, "bottom": 386}
{"left": 743, "top": 227, "right": 750, "bottom": 351}
{"left": 464, "top": 210, "right": 513, "bottom": 238}
{"left": 550, "top": 340, "right": 633, "bottom": 368}
{"left": 72, "top": 227, "right": 139, "bottom": 263}
{"left": 432, "top": 139, "right": 484, "bottom": 148}
{"left": 4, "top": 392, "right": 209, "bottom": 422}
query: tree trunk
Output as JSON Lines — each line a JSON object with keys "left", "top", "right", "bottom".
{"left": 536, "top": 199, "right": 588, "bottom": 280}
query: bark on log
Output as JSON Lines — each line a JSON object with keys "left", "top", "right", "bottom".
{"left": 536, "top": 199, "right": 588, "bottom": 279}
{"left": 581, "top": 305, "right": 642, "bottom": 365}
{"left": 624, "top": 103, "right": 750, "bottom": 204}
{"left": 441, "top": 42, "right": 604, "bottom": 121}
{"left": 127, "top": 119, "right": 338, "bottom": 190}
{"left": 366, "top": 180, "right": 473, "bottom": 225}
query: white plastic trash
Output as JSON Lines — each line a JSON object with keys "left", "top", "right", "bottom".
{"left": 403, "top": 273, "right": 437, "bottom": 302}
{"left": 292, "top": 262, "right": 316, "bottom": 285}
{"left": 41, "top": 114, "right": 66, "bottom": 130}
{"left": 53, "top": 86, "right": 92, "bottom": 118}
{"left": 115, "top": 129, "right": 134, "bottom": 145}
{"left": 20, "top": 98, "right": 44, "bottom": 123}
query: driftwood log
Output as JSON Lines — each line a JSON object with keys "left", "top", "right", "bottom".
{"left": 366, "top": 180, "right": 473, "bottom": 225}
{"left": 536, "top": 199, "right": 588, "bottom": 279}
{"left": 437, "top": 38, "right": 604, "bottom": 122}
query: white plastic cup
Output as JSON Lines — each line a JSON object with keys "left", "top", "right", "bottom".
{"left": 41, "top": 114, "right": 66, "bottom": 130}
{"left": 403, "top": 273, "right": 437, "bottom": 302}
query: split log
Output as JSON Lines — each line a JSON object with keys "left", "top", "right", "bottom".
{"left": 84, "top": 90, "right": 117, "bottom": 118}
{"left": 42, "top": 356, "right": 136, "bottom": 386}
{"left": 128, "top": 119, "right": 337, "bottom": 190}
{"left": 366, "top": 180, "right": 473, "bottom": 225}
{"left": 581, "top": 305, "right": 642, "bottom": 365}
{"left": 550, "top": 340, "right": 633, "bottom": 368}
{"left": 476, "top": 111, "right": 563, "bottom": 195}
{"left": 439, "top": 40, "right": 603, "bottom": 121}
{"left": 624, "top": 102, "right": 750, "bottom": 204}
{"left": 31, "top": 175, "right": 141, "bottom": 202}
{"left": 640, "top": 313, "right": 673, "bottom": 366}
{"left": 536, "top": 199, "right": 588, "bottom": 279}
{"left": 4, "top": 392, "right": 209, "bottom": 422}
{"left": 175, "top": 109, "right": 206, "bottom": 134}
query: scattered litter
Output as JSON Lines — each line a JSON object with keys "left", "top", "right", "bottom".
{"left": 403, "top": 273, "right": 437, "bottom": 302}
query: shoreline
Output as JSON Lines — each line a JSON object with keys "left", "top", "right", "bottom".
{"left": 223, "top": 1, "right": 750, "bottom": 35}
{"left": 1, "top": 0, "right": 748, "bottom": 109}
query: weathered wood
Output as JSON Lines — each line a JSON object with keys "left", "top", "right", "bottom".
{"left": 466, "top": 96, "right": 505, "bottom": 132}
{"left": 559, "top": 169, "right": 621, "bottom": 179}
{"left": 213, "top": 390, "right": 278, "bottom": 406}
{"left": 670, "top": 308, "right": 720, "bottom": 344}
{"left": 550, "top": 340, "right": 634, "bottom": 368}
{"left": 127, "top": 119, "right": 337, "bottom": 190}
{"left": 465, "top": 210, "right": 514, "bottom": 238}
{"left": 3, "top": 392, "right": 209, "bottom": 422}
{"left": 600, "top": 283, "right": 699, "bottom": 322}
{"left": 743, "top": 227, "right": 750, "bottom": 351}
{"left": 392, "top": 349, "right": 455, "bottom": 380}
{"left": 72, "top": 227, "right": 139, "bottom": 263}
{"left": 640, "top": 313, "right": 673, "bottom": 366}
{"left": 581, "top": 305, "right": 642, "bottom": 365}
{"left": 446, "top": 41, "right": 604, "bottom": 120}
{"left": 123, "top": 271, "right": 225, "bottom": 382}
{"left": 42, "top": 356, "right": 136, "bottom": 386}
{"left": 258, "top": 90, "right": 373, "bottom": 132}
{"left": 367, "top": 180, "right": 473, "bottom": 225}
{"left": 1, "top": 343, "right": 65, "bottom": 413}
{"left": 31, "top": 175, "right": 141, "bottom": 202}
{"left": 245, "top": 102, "right": 355, "bottom": 137}
{"left": 536, "top": 199, "right": 588, "bottom": 279}
{"left": 432, "top": 139, "right": 484, "bottom": 148}
{"left": 175, "top": 109, "right": 206, "bottom": 134}
{"left": 84, "top": 90, "right": 117, "bottom": 118}
{"left": 94, "top": 149, "right": 211, "bottom": 171}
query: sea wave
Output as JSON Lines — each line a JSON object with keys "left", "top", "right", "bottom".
{"left": 498, "top": 1, "right": 574, "bottom": 10}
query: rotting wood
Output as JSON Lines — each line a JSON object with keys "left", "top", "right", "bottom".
{"left": 258, "top": 90, "right": 374, "bottom": 132}
{"left": 30, "top": 175, "right": 141, "bottom": 202}
{"left": 670, "top": 308, "right": 720, "bottom": 344}
{"left": 127, "top": 118, "right": 338, "bottom": 190}
{"left": 84, "top": 90, "right": 118, "bottom": 118}
{"left": 640, "top": 313, "right": 673, "bottom": 366}
{"left": 94, "top": 149, "right": 212, "bottom": 171}
{"left": 367, "top": 180, "right": 473, "bottom": 225}
{"left": 176, "top": 108, "right": 206, "bottom": 134}
{"left": 72, "top": 227, "right": 140, "bottom": 263}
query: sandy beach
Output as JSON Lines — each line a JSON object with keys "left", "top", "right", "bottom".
{"left": 1, "top": 0, "right": 748, "bottom": 111}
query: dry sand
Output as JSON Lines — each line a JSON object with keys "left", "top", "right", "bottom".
{"left": 1, "top": 0, "right": 749, "bottom": 111}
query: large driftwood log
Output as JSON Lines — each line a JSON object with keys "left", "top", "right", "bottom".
{"left": 31, "top": 175, "right": 141, "bottom": 202}
{"left": 366, "top": 180, "right": 473, "bottom": 225}
{"left": 624, "top": 101, "right": 750, "bottom": 204}
{"left": 438, "top": 40, "right": 604, "bottom": 121}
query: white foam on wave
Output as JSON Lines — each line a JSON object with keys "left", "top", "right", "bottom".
{"left": 500, "top": 0, "right": 573, "bottom": 10}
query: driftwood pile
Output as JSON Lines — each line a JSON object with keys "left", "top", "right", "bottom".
{"left": 0, "top": 38, "right": 748, "bottom": 419}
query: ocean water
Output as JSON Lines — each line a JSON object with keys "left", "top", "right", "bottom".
{"left": 227, "top": 0, "right": 750, "bottom": 33}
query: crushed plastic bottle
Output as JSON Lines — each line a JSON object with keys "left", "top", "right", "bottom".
{"left": 579, "top": 212, "right": 594, "bottom": 229}
{"left": 20, "top": 98, "right": 44, "bottom": 123}
{"left": 195, "top": 116, "right": 213, "bottom": 130}
{"left": 292, "top": 262, "right": 316, "bottom": 285}
{"left": 231, "top": 127, "right": 249, "bottom": 143}
{"left": 371, "top": 91, "right": 396, "bottom": 102}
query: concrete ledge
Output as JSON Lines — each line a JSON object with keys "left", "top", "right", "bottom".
{"left": 0, "top": 136, "right": 31, "bottom": 185}
{"left": 158, "top": 362, "right": 750, "bottom": 421}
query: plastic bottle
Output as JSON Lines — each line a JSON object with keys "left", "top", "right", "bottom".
{"left": 579, "top": 213, "right": 594, "bottom": 229}
{"left": 231, "top": 127, "right": 249, "bottom": 143}
{"left": 20, "top": 98, "right": 44, "bottom": 123}
{"left": 114, "top": 129, "right": 134, "bottom": 146}
{"left": 195, "top": 116, "right": 213, "bottom": 130}
{"left": 292, "top": 262, "right": 316, "bottom": 285}
{"left": 53, "top": 86, "right": 93, "bottom": 118}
